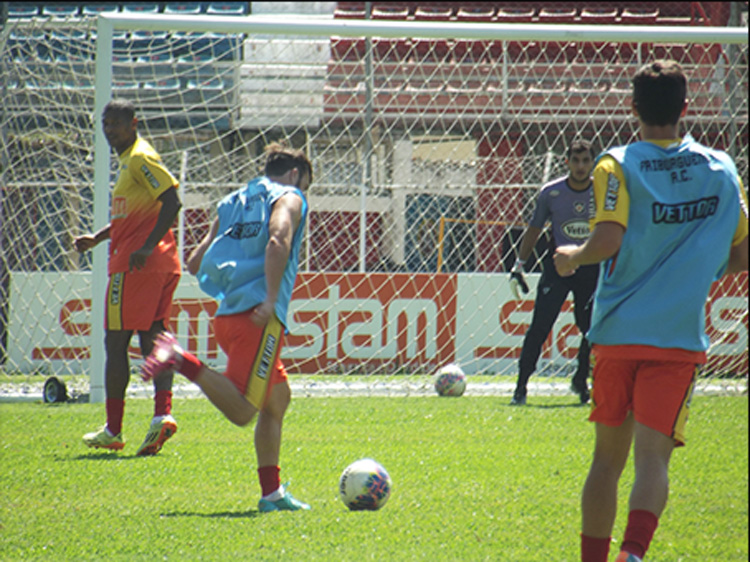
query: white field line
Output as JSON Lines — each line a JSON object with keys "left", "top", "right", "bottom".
{"left": 1, "top": 377, "right": 745, "bottom": 402}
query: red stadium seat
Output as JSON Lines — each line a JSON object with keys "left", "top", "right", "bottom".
{"left": 373, "top": 38, "right": 412, "bottom": 61}
{"left": 371, "top": 5, "right": 410, "bottom": 20}
{"left": 537, "top": 7, "right": 578, "bottom": 24}
{"left": 568, "top": 83, "right": 608, "bottom": 109}
{"left": 495, "top": 7, "right": 535, "bottom": 23}
{"left": 579, "top": 8, "right": 619, "bottom": 25}
{"left": 331, "top": 36, "right": 366, "bottom": 61}
{"left": 505, "top": 40, "right": 542, "bottom": 62}
{"left": 414, "top": 6, "right": 454, "bottom": 22}
{"left": 455, "top": 6, "right": 495, "bottom": 22}
{"left": 571, "top": 41, "right": 617, "bottom": 63}
{"left": 654, "top": 3, "right": 693, "bottom": 25}
{"left": 411, "top": 39, "right": 452, "bottom": 61}
{"left": 620, "top": 8, "right": 659, "bottom": 25}
{"left": 333, "top": 3, "right": 365, "bottom": 19}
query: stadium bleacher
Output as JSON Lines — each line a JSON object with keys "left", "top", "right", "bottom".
{"left": 4, "top": 2, "right": 742, "bottom": 126}
{"left": 323, "top": 1, "right": 742, "bottom": 123}
{"left": 5, "top": 2, "right": 247, "bottom": 124}
{"left": 331, "top": 2, "right": 733, "bottom": 26}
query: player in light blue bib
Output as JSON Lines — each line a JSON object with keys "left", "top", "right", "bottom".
{"left": 141, "top": 142, "right": 314, "bottom": 513}
{"left": 554, "top": 60, "right": 748, "bottom": 562}
{"left": 198, "top": 175, "right": 307, "bottom": 326}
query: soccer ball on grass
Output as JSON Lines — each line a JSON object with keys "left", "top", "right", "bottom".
{"left": 339, "top": 458, "right": 392, "bottom": 511}
{"left": 434, "top": 363, "right": 466, "bottom": 397}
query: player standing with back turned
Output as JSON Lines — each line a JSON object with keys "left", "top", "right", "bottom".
{"left": 554, "top": 60, "right": 749, "bottom": 562}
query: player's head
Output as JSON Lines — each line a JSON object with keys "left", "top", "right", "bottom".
{"left": 566, "top": 139, "right": 594, "bottom": 161}
{"left": 264, "top": 142, "right": 313, "bottom": 190}
{"left": 102, "top": 98, "right": 137, "bottom": 154}
{"left": 632, "top": 60, "right": 687, "bottom": 126}
{"left": 566, "top": 139, "right": 594, "bottom": 185}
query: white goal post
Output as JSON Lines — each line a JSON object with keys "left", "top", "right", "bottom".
{"left": 2, "top": 12, "right": 747, "bottom": 402}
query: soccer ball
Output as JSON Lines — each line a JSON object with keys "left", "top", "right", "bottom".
{"left": 434, "top": 363, "right": 466, "bottom": 397}
{"left": 339, "top": 458, "right": 392, "bottom": 511}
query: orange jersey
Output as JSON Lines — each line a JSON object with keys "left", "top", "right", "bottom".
{"left": 109, "top": 137, "right": 181, "bottom": 274}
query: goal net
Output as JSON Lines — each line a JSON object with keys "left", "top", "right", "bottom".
{"left": 1, "top": 8, "right": 747, "bottom": 400}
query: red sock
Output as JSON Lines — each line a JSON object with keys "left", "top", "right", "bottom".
{"left": 178, "top": 350, "right": 203, "bottom": 382}
{"left": 258, "top": 465, "right": 281, "bottom": 497}
{"left": 106, "top": 398, "right": 124, "bottom": 436}
{"left": 154, "top": 390, "right": 172, "bottom": 417}
{"left": 581, "top": 534, "right": 611, "bottom": 562}
{"left": 621, "top": 510, "right": 659, "bottom": 559}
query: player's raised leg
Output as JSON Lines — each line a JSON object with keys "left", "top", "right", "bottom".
{"left": 142, "top": 332, "right": 259, "bottom": 427}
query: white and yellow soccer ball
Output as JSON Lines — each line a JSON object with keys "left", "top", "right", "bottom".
{"left": 339, "top": 458, "right": 392, "bottom": 511}
{"left": 434, "top": 363, "right": 466, "bottom": 397}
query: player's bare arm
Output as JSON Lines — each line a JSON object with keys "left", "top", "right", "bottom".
{"left": 187, "top": 216, "right": 220, "bottom": 275}
{"left": 129, "top": 187, "right": 182, "bottom": 272}
{"left": 74, "top": 224, "right": 111, "bottom": 253}
{"left": 554, "top": 221, "right": 624, "bottom": 276}
{"left": 251, "top": 193, "right": 302, "bottom": 327}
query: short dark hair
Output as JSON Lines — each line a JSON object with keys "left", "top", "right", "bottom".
{"left": 264, "top": 141, "right": 313, "bottom": 185}
{"left": 103, "top": 98, "right": 135, "bottom": 121}
{"left": 632, "top": 60, "right": 687, "bottom": 126}
{"left": 567, "top": 139, "right": 594, "bottom": 159}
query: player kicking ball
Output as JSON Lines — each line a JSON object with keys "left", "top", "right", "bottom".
{"left": 142, "top": 142, "right": 312, "bottom": 512}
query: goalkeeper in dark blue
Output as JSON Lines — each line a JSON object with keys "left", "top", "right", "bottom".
{"left": 509, "top": 140, "right": 598, "bottom": 405}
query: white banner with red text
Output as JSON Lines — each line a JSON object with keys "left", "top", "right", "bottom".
{"left": 7, "top": 272, "right": 747, "bottom": 376}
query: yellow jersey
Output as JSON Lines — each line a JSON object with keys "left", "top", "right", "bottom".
{"left": 109, "top": 137, "right": 181, "bottom": 274}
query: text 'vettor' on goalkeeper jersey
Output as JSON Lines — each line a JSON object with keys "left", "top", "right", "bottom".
{"left": 528, "top": 175, "right": 593, "bottom": 249}
{"left": 196, "top": 176, "right": 308, "bottom": 328}
{"left": 588, "top": 135, "right": 749, "bottom": 352}
{"left": 108, "top": 137, "right": 181, "bottom": 274}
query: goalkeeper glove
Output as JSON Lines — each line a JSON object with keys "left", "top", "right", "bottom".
{"left": 509, "top": 260, "right": 529, "bottom": 299}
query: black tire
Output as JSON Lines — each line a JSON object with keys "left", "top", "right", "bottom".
{"left": 43, "top": 377, "right": 68, "bottom": 403}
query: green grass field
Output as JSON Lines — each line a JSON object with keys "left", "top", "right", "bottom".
{"left": 0, "top": 384, "right": 747, "bottom": 561}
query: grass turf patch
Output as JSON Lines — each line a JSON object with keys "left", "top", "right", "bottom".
{"left": 0, "top": 394, "right": 746, "bottom": 561}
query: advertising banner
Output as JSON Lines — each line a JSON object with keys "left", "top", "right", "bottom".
{"left": 7, "top": 271, "right": 748, "bottom": 376}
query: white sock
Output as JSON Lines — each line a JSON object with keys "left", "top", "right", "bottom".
{"left": 262, "top": 488, "right": 285, "bottom": 502}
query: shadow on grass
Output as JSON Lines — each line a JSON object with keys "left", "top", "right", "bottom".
{"left": 506, "top": 402, "right": 588, "bottom": 410}
{"left": 66, "top": 452, "right": 143, "bottom": 461}
{"left": 531, "top": 403, "right": 588, "bottom": 410}
{"left": 160, "top": 510, "right": 261, "bottom": 519}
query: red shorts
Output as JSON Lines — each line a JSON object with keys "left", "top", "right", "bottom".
{"left": 106, "top": 271, "right": 180, "bottom": 332}
{"left": 214, "top": 310, "right": 288, "bottom": 409}
{"left": 589, "top": 345, "right": 704, "bottom": 446}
